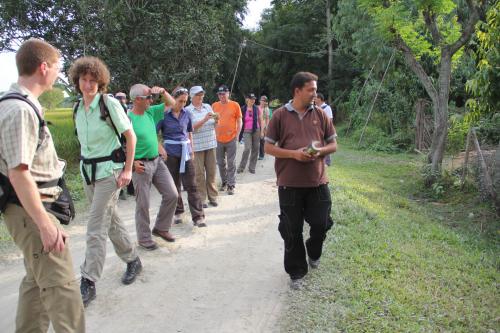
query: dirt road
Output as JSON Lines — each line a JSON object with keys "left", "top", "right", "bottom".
{"left": 0, "top": 153, "right": 289, "bottom": 332}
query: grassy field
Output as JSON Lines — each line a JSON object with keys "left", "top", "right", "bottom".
{"left": 44, "top": 108, "right": 85, "bottom": 202}
{"left": 282, "top": 141, "right": 499, "bottom": 332}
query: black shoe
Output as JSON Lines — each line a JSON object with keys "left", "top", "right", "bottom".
{"left": 227, "top": 185, "right": 235, "bottom": 195}
{"left": 202, "top": 203, "right": 209, "bottom": 209}
{"left": 208, "top": 201, "right": 218, "bottom": 207}
{"left": 237, "top": 169, "right": 243, "bottom": 174}
{"left": 122, "top": 257, "right": 142, "bottom": 285}
{"left": 249, "top": 169, "right": 255, "bottom": 174}
{"left": 80, "top": 277, "right": 96, "bottom": 307}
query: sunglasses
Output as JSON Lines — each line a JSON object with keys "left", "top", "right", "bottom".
{"left": 173, "top": 88, "right": 188, "bottom": 97}
{"left": 137, "top": 95, "right": 153, "bottom": 100}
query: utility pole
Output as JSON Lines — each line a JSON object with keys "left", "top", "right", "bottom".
{"left": 326, "top": 0, "right": 333, "bottom": 104}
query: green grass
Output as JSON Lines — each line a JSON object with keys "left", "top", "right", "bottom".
{"left": 44, "top": 108, "right": 85, "bottom": 202}
{"left": 282, "top": 141, "right": 500, "bottom": 332}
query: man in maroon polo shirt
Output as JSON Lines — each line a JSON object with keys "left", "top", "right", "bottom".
{"left": 264, "top": 72, "right": 337, "bottom": 290}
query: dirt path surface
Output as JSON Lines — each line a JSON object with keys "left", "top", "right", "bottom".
{"left": 0, "top": 152, "right": 289, "bottom": 332}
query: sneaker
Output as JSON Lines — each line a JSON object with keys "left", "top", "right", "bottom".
{"left": 208, "top": 201, "right": 218, "bottom": 207}
{"left": 194, "top": 218, "right": 207, "bottom": 228}
{"left": 122, "top": 257, "right": 142, "bottom": 285}
{"left": 174, "top": 214, "right": 183, "bottom": 224}
{"left": 227, "top": 185, "right": 235, "bottom": 195}
{"left": 308, "top": 256, "right": 320, "bottom": 269}
{"left": 80, "top": 277, "right": 96, "bottom": 307}
{"left": 138, "top": 241, "right": 158, "bottom": 251}
{"left": 219, "top": 183, "right": 227, "bottom": 192}
{"left": 290, "top": 278, "right": 304, "bottom": 290}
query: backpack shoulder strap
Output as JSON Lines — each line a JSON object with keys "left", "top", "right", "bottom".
{"left": 0, "top": 93, "right": 45, "bottom": 150}
{"left": 100, "top": 94, "right": 124, "bottom": 145}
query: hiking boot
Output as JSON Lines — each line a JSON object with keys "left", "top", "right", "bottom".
{"left": 122, "top": 257, "right": 142, "bottom": 285}
{"left": 194, "top": 218, "right": 207, "bottom": 228}
{"left": 308, "top": 256, "right": 320, "bottom": 269}
{"left": 227, "top": 185, "right": 235, "bottom": 195}
{"left": 80, "top": 277, "right": 96, "bottom": 307}
{"left": 219, "top": 183, "right": 227, "bottom": 191}
{"left": 174, "top": 214, "right": 183, "bottom": 224}
{"left": 290, "top": 278, "right": 304, "bottom": 290}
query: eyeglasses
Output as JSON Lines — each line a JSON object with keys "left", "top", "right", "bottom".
{"left": 137, "top": 95, "right": 153, "bottom": 100}
{"left": 173, "top": 88, "right": 188, "bottom": 97}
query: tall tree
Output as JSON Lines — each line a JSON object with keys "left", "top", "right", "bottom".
{"left": 359, "top": 0, "right": 485, "bottom": 181}
{"left": 0, "top": 0, "right": 248, "bottom": 95}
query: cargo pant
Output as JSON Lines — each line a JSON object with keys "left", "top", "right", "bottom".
{"left": 81, "top": 171, "right": 138, "bottom": 282}
{"left": 3, "top": 204, "right": 85, "bottom": 333}
{"left": 277, "top": 184, "right": 334, "bottom": 280}
{"left": 238, "top": 131, "right": 260, "bottom": 173}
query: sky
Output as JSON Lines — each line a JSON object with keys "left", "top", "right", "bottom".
{"left": 0, "top": 0, "right": 272, "bottom": 92}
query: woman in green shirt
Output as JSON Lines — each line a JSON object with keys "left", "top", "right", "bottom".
{"left": 69, "top": 56, "right": 141, "bottom": 307}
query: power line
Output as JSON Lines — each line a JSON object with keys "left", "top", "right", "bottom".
{"left": 245, "top": 39, "right": 322, "bottom": 56}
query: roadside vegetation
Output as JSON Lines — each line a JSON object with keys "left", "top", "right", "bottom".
{"left": 282, "top": 139, "right": 499, "bottom": 332}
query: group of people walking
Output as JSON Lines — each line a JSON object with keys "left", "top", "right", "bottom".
{"left": 0, "top": 38, "right": 336, "bottom": 332}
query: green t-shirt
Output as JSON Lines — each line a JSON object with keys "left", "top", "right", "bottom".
{"left": 129, "top": 103, "right": 165, "bottom": 159}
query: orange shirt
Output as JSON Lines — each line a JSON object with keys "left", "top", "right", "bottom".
{"left": 212, "top": 100, "right": 242, "bottom": 143}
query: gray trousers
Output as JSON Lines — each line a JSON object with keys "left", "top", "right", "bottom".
{"left": 194, "top": 148, "right": 218, "bottom": 204}
{"left": 238, "top": 131, "right": 260, "bottom": 173}
{"left": 216, "top": 138, "right": 237, "bottom": 187}
{"left": 132, "top": 157, "right": 178, "bottom": 246}
{"left": 81, "top": 171, "right": 138, "bottom": 282}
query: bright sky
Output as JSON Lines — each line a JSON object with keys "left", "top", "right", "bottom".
{"left": 0, "top": 0, "right": 272, "bottom": 92}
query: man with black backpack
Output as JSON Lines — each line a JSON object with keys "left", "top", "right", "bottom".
{"left": 0, "top": 39, "right": 85, "bottom": 332}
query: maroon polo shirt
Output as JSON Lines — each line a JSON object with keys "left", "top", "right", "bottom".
{"left": 265, "top": 102, "right": 336, "bottom": 187}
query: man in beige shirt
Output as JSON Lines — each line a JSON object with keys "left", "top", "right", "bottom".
{"left": 0, "top": 39, "right": 85, "bottom": 332}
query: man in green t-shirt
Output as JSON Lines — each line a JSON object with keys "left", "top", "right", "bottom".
{"left": 129, "top": 84, "right": 178, "bottom": 250}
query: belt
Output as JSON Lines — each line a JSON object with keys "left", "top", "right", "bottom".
{"left": 135, "top": 156, "right": 159, "bottom": 162}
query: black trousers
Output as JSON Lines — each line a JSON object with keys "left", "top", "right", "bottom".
{"left": 259, "top": 138, "right": 265, "bottom": 158}
{"left": 278, "top": 184, "right": 333, "bottom": 280}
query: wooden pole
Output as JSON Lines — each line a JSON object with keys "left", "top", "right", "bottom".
{"left": 326, "top": 0, "right": 333, "bottom": 104}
